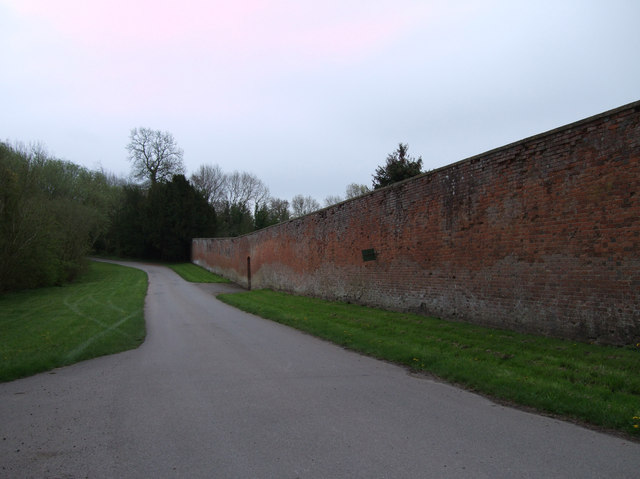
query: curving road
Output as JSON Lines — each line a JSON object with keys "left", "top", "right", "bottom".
{"left": 1, "top": 261, "right": 639, "bottom": 478}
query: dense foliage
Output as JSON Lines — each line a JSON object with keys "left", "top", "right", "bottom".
{"left": 103, "top": 175, "right": 216, "bottom": 261}
{"left": 0, "top": 143, "right": 117, "bottom": 291}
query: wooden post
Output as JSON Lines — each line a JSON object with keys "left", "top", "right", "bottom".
{"left": 247, "top": 256, "right": 251, "bottom": 290}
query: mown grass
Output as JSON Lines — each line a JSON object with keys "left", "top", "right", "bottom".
{"left": 217, "top": 289, "right": 640, "bottom": 438}
{"left": 168, "top": 263, "right": 230, "bottom": 283}
{"left": 0, "top": 261, "right": 147, "bottom": 382}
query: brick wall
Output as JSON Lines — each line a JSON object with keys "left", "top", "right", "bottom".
{"left": 193, "top": 101, "right": 640, "bottom": 345}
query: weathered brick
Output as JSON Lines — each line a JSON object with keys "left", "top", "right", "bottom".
{"left": 193, "top": 101, "right": 640, "bottom": 346}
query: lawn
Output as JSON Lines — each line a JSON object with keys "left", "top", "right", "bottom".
{"left": 168, "top": 263, "right": 230, "bottom": 283}
{"left": 0, "top": 261, "right": 147, "bottom": 382}
{"left": 217, "top": 289, "right": 640, "bottom": 438}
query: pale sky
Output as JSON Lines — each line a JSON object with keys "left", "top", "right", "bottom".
{"left": 2, "top": 0, "right": 639, "bottom": 203}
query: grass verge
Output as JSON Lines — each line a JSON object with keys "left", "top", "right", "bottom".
{"left": 217, "top": 289, "right": 640, "bottom": 438}
{"left": 0, "top": 261, "right": 147, "bottom": 382}
{"left": 168, "top": 263, "right": 230, "bottom": 283}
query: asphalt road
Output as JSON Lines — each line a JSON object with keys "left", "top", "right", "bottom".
{"left": 1, "top": 261, "right": 639, "bottom": 478}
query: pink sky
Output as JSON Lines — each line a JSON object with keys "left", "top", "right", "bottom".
{"left": 8, "top": 1, "right": 431, "bottom": 61}
{"left": 4, "top": 0, "right": 437, "bottom": 116}
{"left": 2, "top": 1, "right": 639, "bottom": 202}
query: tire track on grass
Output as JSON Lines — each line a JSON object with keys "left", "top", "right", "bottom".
{"left": 62, "top": 294, "right": 141, "bottom": 362}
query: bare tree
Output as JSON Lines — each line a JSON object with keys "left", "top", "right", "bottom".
{"left": 268, "top": 198, "right": 291, "bottom": 223}
{"left": 190, "top": 164, "right": 226, "bottom": 205}
{"left": 254, "top": 197, "right": 291, "bottom": 229}
{"left": 345, "top": 183, "right": 370, "bottom": 199}
{"left": 225, "top": 171, "right": 269, "bottom": 210}
{"left": 324, "top": 183, "right": 370, "bottom": 207}
{"left": 324, "top": 195, "right": 343, "bottom": 207}
{"left": 126, "top": 127, "right": 185, "bottom": 184}
{"left": 291, "top": 194, "right": 320, "bottom": 217}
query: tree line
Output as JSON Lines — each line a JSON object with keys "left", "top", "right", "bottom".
{"left": 0, "top": 143, "right": 117, "bottom": 291}
{"left": 1, "top": 128, "right": 423, "bottom": 292}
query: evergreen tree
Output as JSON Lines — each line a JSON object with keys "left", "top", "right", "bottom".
{"left": 148, "top": 175, "right": 216, "bottom": 261}
{"left": 372, "top": 143, "right": 423, "bottom": 189}
{"left": 104, "top": 175, "right": 216, "bottom": 261}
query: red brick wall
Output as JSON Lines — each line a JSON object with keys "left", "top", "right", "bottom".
{"left": 193, "top": 101, "right": 640, "bottom": 345}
